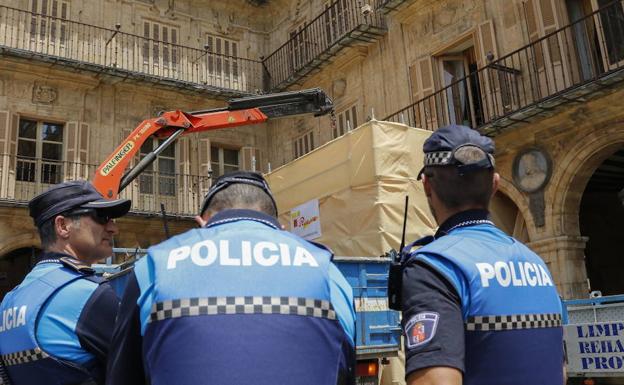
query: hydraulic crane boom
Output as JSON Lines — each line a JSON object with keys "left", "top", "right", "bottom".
{"left": 93, "top": 88, "right": 333, "bottom": 199}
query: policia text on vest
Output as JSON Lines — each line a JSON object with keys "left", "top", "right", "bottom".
{"left": 0, "top": 307, "right": 27, "bottom": 332}
{"left": 475, "top": 261, "right": 554, "bottom": 287}
{"left": 167, "top": 239, "right": 320, "bottom": 269}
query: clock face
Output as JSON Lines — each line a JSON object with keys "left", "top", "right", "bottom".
{"left": 513, "top": 149, "right": 551, "bottom": 193}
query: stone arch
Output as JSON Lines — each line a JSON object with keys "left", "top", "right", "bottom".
{"left": 495, "top": 176, "right": 535, "bottom": 240}
{"left": 0, "top": 233, "right": 39, "bottom": 259}
{"left": 549, "top": 128, "right": 624, "bottom": 238}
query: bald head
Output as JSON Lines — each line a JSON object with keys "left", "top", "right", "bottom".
{"left": 201, "top": 183, "right": 277, "bottom": 219}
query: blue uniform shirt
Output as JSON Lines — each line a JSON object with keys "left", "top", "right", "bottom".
{"left": 106, "top": 209, "right": 356, "bottom": 385}
{"left": 0, "top": 253, "right": 119, "bottom": 385}
{"left": 401, "top": 210, "right": 563, "bottom": 385}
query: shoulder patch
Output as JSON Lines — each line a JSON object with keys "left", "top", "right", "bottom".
{"left": 60, "top": 257, "right": 95, "bottom": 275}
{"left": 404, "top": 312, "right": 439, "bottom": 349}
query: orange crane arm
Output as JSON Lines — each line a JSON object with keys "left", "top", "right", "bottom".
{"left": 92, "top": 88, "right": 333, "bottom": 199}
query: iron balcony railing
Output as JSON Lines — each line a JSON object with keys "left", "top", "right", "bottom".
{"left": 0, "top": 5, "right": 264, "bottom": 94}
{"left": 378, "top": 0, "right": 410, "bottom": 14}
{"left": 263, "top": 0, "right": 386, "bottom": 91}
{"left": 0, "top": 155, "right": 210, "bottom": 217}
{"left": 384, "top": 0, "right": 624, "bottom": 134}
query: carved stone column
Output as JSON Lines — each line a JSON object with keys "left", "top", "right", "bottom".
{"left": 527, "top": 236, "right": 589, "bottom": 300}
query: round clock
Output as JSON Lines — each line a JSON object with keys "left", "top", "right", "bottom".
{"left": 512, "top": 148, "right": 552, "bottom": 193}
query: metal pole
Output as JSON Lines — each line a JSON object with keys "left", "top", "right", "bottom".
{"left": 119, "top": 128, "right": 185, "bottom": 192}
{"left": 160, "top": 203, "right": 171, "bottom": 239}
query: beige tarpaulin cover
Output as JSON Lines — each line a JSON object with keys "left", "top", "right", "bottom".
{"left": 266, "top": 120, "right": 436, "bottom": 257}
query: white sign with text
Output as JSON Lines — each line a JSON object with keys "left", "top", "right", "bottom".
{"left": 289, "top": 199, "right": 321, "bottom": 240}
{"left": 565, "top": 322, "right": 624, "bottom": 376}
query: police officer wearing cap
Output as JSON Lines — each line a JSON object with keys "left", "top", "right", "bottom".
{"left": 0, "top": 180, "right": 131, "bottom": 385}
{"left": 107, "top": 171, "right": 356, "bottom": 385}
{"left": 391, "top": 125, "right": 563, "bottom": 385}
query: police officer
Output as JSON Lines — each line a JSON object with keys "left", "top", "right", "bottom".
{"left": 106, "top": 171, "right": 356, "bottom": 385}
{"left": 396, "top": 125, "right": 563, "bottom": 385}
{"left": 0, "top": 180, "right": 131, "bottom": 385}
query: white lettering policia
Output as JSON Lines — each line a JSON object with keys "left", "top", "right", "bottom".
{"left": 0, "top": 305, "right": 27, "bottom": 332}
{"left": 167, "top": 239, "right": 319, "bottom": 269}
{"left": 475, "top": 261, "right": 554, "bottom": 288}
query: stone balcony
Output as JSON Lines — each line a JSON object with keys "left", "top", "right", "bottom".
{"left": 384, "top": 0, "right": 624, "bottom": 136}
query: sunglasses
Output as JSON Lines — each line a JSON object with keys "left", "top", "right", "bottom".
{"left": 63, "top": 208, "right": 113, "bottom": 225}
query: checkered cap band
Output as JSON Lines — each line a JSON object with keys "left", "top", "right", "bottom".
{"left": 424, "top": 151, "right": 453, "bottom": 166}
{"left": 465, "top": 313, "right": 562, "bottom": 331}
{"left": 1, "top": 347, "right": 49, "bottom": 366}
{"left": 150, "top": 296, "right": 336, "bottom": 323}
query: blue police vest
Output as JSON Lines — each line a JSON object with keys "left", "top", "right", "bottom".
{"left": 0, "top": 260, "right": 100, "bottom": 385}
{"left": 409, "top": 223, "right": 563, "bottom": 385}
{"left": 135, "top": 218, "right": 353, "bottom": 385}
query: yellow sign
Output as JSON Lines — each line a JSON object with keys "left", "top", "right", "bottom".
{"left": 100, "top": 141, "right": 135, "bottom": 176}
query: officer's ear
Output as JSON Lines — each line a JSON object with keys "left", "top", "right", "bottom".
{"left": 54, "top": 215, "right": 73, "bottom": 240}
{"left": 492, "top": 172, "right": 500, "bottom": 197}
{"left": 422, "top": 174, "right": 433, "bottom": 198}
{"left": 194, "top": 215, "right": 208, "bottom": 227}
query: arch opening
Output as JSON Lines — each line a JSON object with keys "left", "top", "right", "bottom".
{"left": 0, "top": 247, "right": 40, "bottom": 300}
{"left": 580, "top": 148, "right": 624, "bottom": 296}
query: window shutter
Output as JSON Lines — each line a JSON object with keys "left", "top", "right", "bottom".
{"left": 64, "top": 121, "right": 78, "bottom": 180}
{"left": 254, "top": 148, "right": 263, "bottom": 173}
{"left": 6, "top": 113, "right": 19, "bottom": 199}
{"left": 418, "top": 57, "right": 437, "bottom": 130}
{"left": 78, "top": 122, "right": 89, "bottom": 179}
{"left": 477, "top": 20, "right": 498, "bottom": 67}
{"left": 199, "top": 138, "right": 211, "bottom": 195}
{"left": 539, "top": 0, "right": 562, "bottom": 65}
{"left": 409, "top": 64, "right": 420, "bottom": 100}
{"left": 477, "top": 20, "right": 504, "bottom": 120}
{"left": 526, "top": 0, "right": 567, "bottom": 96}
{"left": 241, "top": 147, "right": 262, "bottom": 172}
{"left": 177, "top": 136, "right": 193, "bottom": 213}
{"left": 0, "top": 111, "right": 8, "bottom": 198}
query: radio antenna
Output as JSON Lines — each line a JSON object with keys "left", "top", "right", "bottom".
{"left": 399, "top": 195, "right": 409, "bottom": 254}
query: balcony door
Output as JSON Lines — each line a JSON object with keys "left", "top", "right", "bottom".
{"left": 15, "top": 118, "right": 64, "bottom": 199}
{"left": 289, "top": 23, "right": 308, "bottom": 72}
{"left": 142, "top": 21, "right": 179, "bottom": 79}
{"left": 591, "top": 0, "right": 624, "bottom": 70}
{"left": 138, "top": 137, "right": 177, "bottom": 213}
{"left": 439, "top": 56, "right": 472, "bottom": 127}
{"left": 324, "top": 0, "right": 349, "bottom": 45}
{"left": 204, "top": 35, "right": 240, "bottom": 90}
{"left": 437, "top": 46, "right": 485, "bottom": 128}
{"left": 29, "top": 0, "right": 69, "bottom": 56}
{"left": 525, "top": 0, "right": 572, "bottom": 98}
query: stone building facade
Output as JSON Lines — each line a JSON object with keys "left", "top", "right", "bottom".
{"left": 1, "top": 0, "right": 623, "bottom": 307}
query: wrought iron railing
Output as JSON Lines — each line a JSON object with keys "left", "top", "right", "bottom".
{"left": 0, "top": 5, "right": 264, "bottom": 94}
{"left": 0, "top": 155, "right": 210, "bottom": 217}
{"left": 384, "top": 0, "right": 624, "bottom": 132}
{"left": 377, "top": 0, "right": 410, "bottom": 13}
{"left": 263, "top": 0, "right": 386, "bottom": 90}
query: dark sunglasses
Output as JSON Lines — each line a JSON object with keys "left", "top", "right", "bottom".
{"left": 63, "top": 208, "right": 112, "bottom": 225}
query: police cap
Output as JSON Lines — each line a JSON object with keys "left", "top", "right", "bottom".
{"left": 417, "top": 124, "right": 495, "bottom": 180}
{"left": 200, "top": 171, "right": 277, "bottom": 216}
{"left": 29, "top": 180, "right": 131, "bottom": 227}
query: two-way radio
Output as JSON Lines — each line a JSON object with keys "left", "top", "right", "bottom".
{"left": 387, "top": 196, "right": 409, "bottom": 311}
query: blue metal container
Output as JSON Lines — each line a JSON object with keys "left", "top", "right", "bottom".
{"left": 334, "top": 256, "right": 402, "bottom": 359}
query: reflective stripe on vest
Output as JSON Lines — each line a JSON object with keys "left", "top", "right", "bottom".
{"left": 0, "top": 263, "right": 93, "bottom": 384}
{"left": 412, "top": 224, "right": 563, "bottom": 385}
{"left": 149, "top": 296, "right": 336, "bottom": 322}
{"left": 136, "top": 220, "right": 350, "bottom": 385}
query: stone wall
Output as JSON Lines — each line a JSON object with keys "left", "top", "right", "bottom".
{"left": 1, "top": 0, "right": 623, "bottom": 300}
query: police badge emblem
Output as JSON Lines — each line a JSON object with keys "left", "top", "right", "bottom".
{"left": 405, "top": 312, "right": 439, "bottom": 349}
